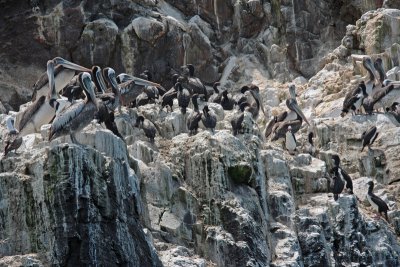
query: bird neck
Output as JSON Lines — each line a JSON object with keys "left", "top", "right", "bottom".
{"left": 368, "top": 184, "right": 374, "bottom": 194}
{"left": 193, "top": 98, "right": 199, "bottom": 112}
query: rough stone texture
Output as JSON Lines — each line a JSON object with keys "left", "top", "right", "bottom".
{"left": 2, "top": 2, "right": 400, "bottom": 267}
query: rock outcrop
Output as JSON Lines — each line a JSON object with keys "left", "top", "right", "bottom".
{"left": 1, "top": 1, "right": 400, "bottom": 267}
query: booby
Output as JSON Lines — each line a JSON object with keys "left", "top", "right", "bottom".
{"left": 31, "top": 57, "right": 91, "bottom": 101}
{"left": 331, "top": 175, "right": 345, "bottom": 201}
{"left": 285, "top": 126, "right": 297, "bottom": 154}
{"left": 231, "top": 102, "right": 249, "bottom": 136}
{"left": 16, "top": 60, "right": 68, "bottom": 136}
{"left": 331, "top": 155, "right": 353, "bottom": 194}
{"left": 265, "top": 84, "right": 310, "bottom": 140}
{"left": 180, "top": 64, "right": 208, "bottom": 100}
{"left": 374, "top": 58, "right": 387, "bottom": 84}
{"left": 176, "top": 82, "right": 190, "bottom": 114}
{"left": 221, "top": 90, "right": 235, "bottom": 110}
{"left": 341, "top": 82, "right": 368, "bottom": 117}
{"left": 208, "top": 82, "right": 222, "bottom": 104}
{"left": 49, "top": 72, "right": 99, "bottom": 143}
{"left": 367, "top": 181, "right": 389, "bottom": 221}
{"left": 187, "top": 94, "right": 202, "bottom": 135}
{"left": 202, "top": 105, "right": 217, "bottom": 133}
{"left": 361, "top": 126, "right": 378, "bottom": 152}
{"left": 3, "top": 117, "right": 23, "bottom": 156}
{"left": 135, "top": 115, "right": 157, "bottom": 143}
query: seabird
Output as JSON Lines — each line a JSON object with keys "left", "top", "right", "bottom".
{"left": 187, "top": 94, "right": 202, "bottom": 135}
{"left": 341, "top": 82, "right": 368, "bottom": 117}
{"left": 374, "top": 58, "right": 387, "bottom": 84}
{"left": 3, "top": 117, "right": 23, "bottom": 156}
{"left": 362, "top": 56, "right": 378, "bottom": 95}
{"left": 231, "top": 102, "right": 249, "bottom": 136}
{"left": 208, "top": 82, "right": 222, "bottom": 104}
{"left": 180, "top": 64, "right": 208, "bottom": 100}
{"left": 386, "top": 102, "right": 400, "bottom": 123}
{"left": 176, "top": 82, "right": 190, "bottom": 114}
{"left": 304, "top": 132, "right": 316, "bottom": 156}
{"left": 135, "top": 115, "right": 157, "bottom": 143}
{"left": 16, "top": 60, "right": 69, "bottom": 136}
{"left": 101, "top": 67, "right": 122, "bottom": 113}
{"left": 31, "top": 57, "right": 91, "bottom": 101}
{"left": 285, "top": 125, "right": 297, "bottom": 154}
{"left": 366, "top": 181, "right": 389, "bottom": 221}
{"left": 240, "top": 84, "right": 265, "bottom": 119}
{"left": 221, "top": 90, "right": 235, "bottom": 110}
{"left": 136, "top": 92, "right": 150, "bottom": 107}
{"left": 331, "top": 155, "right": 353, "bottom": 194}
{"left": 49, "top": 72, "right": 99, "bottom": 144}
{"left": 361, "top": 126, "right": 378, "bottom": 152}
{"left": 265, "top": 84, "right": 310, "bottom": 140}
{"left": 160, "top": 76, "right": 178, "bottom": 112}
{"left": 362, "top": 80, "right": 400, "bottom": 114}
{"left": 202, "top": 105, "right": 217, "bottom": 133}
{"left": 331, "top": 175, "right": 345, "bottom": 201}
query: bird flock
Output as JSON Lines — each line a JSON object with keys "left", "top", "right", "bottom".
{"left": 2, "top": 55, "right": 394, "bottom": 222}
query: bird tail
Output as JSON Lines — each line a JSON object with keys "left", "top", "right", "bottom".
{"left": 181, "top": 107, "right": 186, "bottom": 114}
{"left": 334, "top": 194, "right": 339, "bottom": 201}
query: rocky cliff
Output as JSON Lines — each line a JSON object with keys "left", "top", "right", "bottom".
{"left": 1, "top": 1, "right": 400, "bottom": 266}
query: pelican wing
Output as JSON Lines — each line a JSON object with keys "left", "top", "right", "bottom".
{"left": 31, "top": 65, "right": 63, "bottom": 101}
{"left": 50, "top": 101, "right": 86, "bottom": 137}
{"left": 16, "top": 96, "right": 47, "bottom": 132}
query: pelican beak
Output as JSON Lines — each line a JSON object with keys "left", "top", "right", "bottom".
{"left": 53, "top": 57, "right": 91, "bottom": 72}
{"left": 362, "top": 57, "right": 378, "bottom": 82}
{"left": 292, "top": 102, "right": 310, "bottom": 125}
{"left": 130, "top": 76, "right": 162, "bottom": 87}
{"left": 385, "top": 80, "right": 400, "bottom": 88}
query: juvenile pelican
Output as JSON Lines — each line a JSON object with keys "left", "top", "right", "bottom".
{"left": 49, "top": 72, "right": 99, "bottom": 143}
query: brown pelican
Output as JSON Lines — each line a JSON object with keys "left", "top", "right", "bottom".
{"left": 135, "top": 115, "right": 157, "bottom": 143}
{"left": 231, "top": 102, "right": 249, "bottom": 136}
{"left": 3, "top": 117, "right": 23, "bottom": 156}
{"left": 361, "top": 126, "right": 378, "bottom": 152}
{"left": 367, "top": 181, "right": 389, "bottom": 221}
{"left": 374, "top": 58, "right": 387, "bottom": 85}
{"left": 180, "top": 64, "right": 208, "bottom": 100}
{"left": 270, "top": 113, "right": 304, "bottom": 141}
{"left": 285, "top": 126, "right": 296, "bottom": 154}
{"left": 341, "top": 82, "right": 368, "bottom": 117}
{"left": 16, "top": 60, "right": 67, "bottom": 136}
{"left": 265, "top": 85, "right": 309, "bottom": 139}
{"left": 100, "top": 67, "right": 122, "bottom": 113}
{"left": 49, "top": 72, "right": 99, "bottom": 143}
{"left": 31, "top": 57, "right": 91, "bottom": 101}
{"left": 241, "top": 84, "right": 266, "bottom": 119}
{"left": 187, "top": 94, "right": 202, "bottom": 135}
{"left": 202, "top": 105, "right": 217, "bottom": 133}
{"left": 177, "top": 82, "right": 190, "bottom": 114}
{"left": 362, "top": 56, "right": 379, "bottom": 95}
{"left": 208, "top": 82, "right": 222, "bottom": 104}
{"left": 362, "top": 80, "right": 400, "bottom": 114}
{"left": 221, "top": 90, "right": 236, "bottom": 110}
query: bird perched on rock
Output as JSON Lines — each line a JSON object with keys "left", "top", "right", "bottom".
{"left": 231, "top": 102, "right": 249, "bottom": 136}
{"left": 187, "top": 94, "right": 202, "bottom": 135}
{"left": 3, "top": 117, "right": 23, "bottom": 156}
{"left": 176, "top": 82, "right": 190, "bottom": 114}
{"left": 221, "top": 90, "right": 235, "bottom": 111}
{"left": 331, "top": 175, "right": 345, "bottom": 201}
{"left": 341, "top": 82, "right": 368, "bottom": 117}
{"left": 367, "top": 181, "right": 389, "bottom": 221}
{"left": 361, "top": 126, "right": 378, "bottom": 152}
{"left": 202, "top": 105, "right": 217, "bottom": 133}
{"left": 331, "top": 155, "right": 353, "bottom": 194}
{"left": 304, "top": 132, "right": 316, "bottom": 156}
{"left": 285, "top": 126, "right": 297, "bottom": 154}
{"left": 208, "top": 82, "right": 222, "bottom": 104}
{"left": 135, "top": 115, "right": 157, "bottom": 143}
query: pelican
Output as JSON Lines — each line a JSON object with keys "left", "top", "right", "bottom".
{"left": 99, "top": 67, "right": 122, "bottom": 113}
{"left": 362, "top": 56, "right": 378, "bottom": 95}
{"left": 187, "top": 94, "right": 202, "bottom": 135}
{"left": 270, "top": 112, "right": 305, "bottom": 141}
{"left": 31, "top": 57, "right": 91, "bottom": 101}
{"left": 49, "top": 72, "right": 99, "bottom": 143}
{"left": 362, "top": 80, "right": 400, "bottom": 114}
{"left": 374, "top": 58, "right": 387, "bottom": 85}
{"left": 3, "top": 117, "right": 23, "bottom": 156}
{"left": 180, "top": 64, "right": 208, "bottom": 100}
{"left": 16, "top": 60, "right": 69, "bottom": 136}
{"left": 241, "top": 84, "right": 266, "bottom": 119}
{"left": 265, "top": 85, "right": 309, "bottom": 139}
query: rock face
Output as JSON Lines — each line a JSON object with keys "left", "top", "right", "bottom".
{"left": 2, "top": 1, "right": 400, "bottom": 267}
